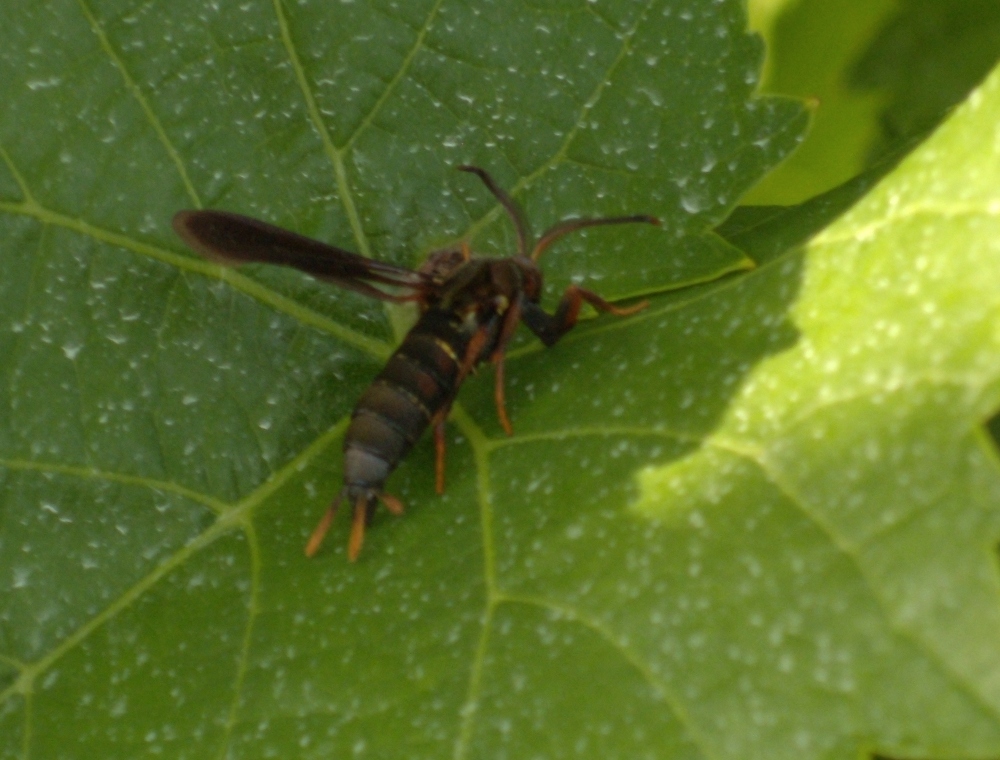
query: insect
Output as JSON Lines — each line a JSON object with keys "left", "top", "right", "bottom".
{"left": 173, "top": 166, "right": 658, "bottom": 560}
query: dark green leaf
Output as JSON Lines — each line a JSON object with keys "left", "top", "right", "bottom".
{"left": 26, "top": 1, "right": 1000, "bottom": 759}
{"left": 850, "top": 0, "right": 1000, "bottom": 162}
{"left": 743, "top": 0, "right": 896, "bottom": 204}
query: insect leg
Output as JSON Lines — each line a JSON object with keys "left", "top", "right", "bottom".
{"left": 521, "top": 285, "right": 648, "bottom": 347}
{"left": 457, "top": 323, "right": 491, "bottom": 383}
{"left": 493, "top": 358, "right": 512, "bottom": 436}
{"left": 378, "top": 492, "right": 405, "bottom": 515}
{"left": 489, "top": 298, "right": 522, "bottom": 436}
{"left": 433, "top": 417, "right": 448, "bottom": 494}
{"left": 305, "top": 490, "right": 344, "bottom": 557}
{"left": 347, "top": 496, "right": 369, "bottom": 562}
{"left": 431, "top": 319, "right": 494, "bottom": 493}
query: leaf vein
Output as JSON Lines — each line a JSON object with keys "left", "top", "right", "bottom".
{"left": 0, "top": 200, "right": 393, "bottom": 359}
{"left": 0, "top": 419, "right": 347, "bottom": 712}
{"left": 270, "top": 0, "right": 371, "bottom": 256}
{"left": 341, "top": 0, "right": 446, "bottom": 153}
{"left": 74, "top": 0, "right": 201, "bottom": 207}
{"left": 22, "top": 690, "right": 33, "bottom": 760}
{"left": 0, "top": 654, "right": 24, "bottom": 671}
{"left": 0, "top": 518, "right": 238, "bottom": 709}
{"left": 714, "top": 441, "right": 1000, "bottom": 723}
{"left": 813, "top": 200, "right": 1000, "bottom": 248}
{"left": 783, "top": 373, "right": 988, "bottom": 432}
{"left": 499, "top": 593, "right": 719, "bottom": 760}
{"left": 490, "top": 424, "right": 703, "bottom": 450}
{"left": 0, "top": 457, "right": 229, "bottom": 514}
{"left": 215, "top": 519, "right": 262, "bottom": 759}
{"left": 0, "top": 142, "right": 35, "bottom": 206}
{"left": 463, "top": 0, "right": 657, "bottom": 243}
{"left": 450, "top": 404, "right": 499, "bottom": 760}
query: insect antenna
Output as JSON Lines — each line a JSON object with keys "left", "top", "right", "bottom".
{"left": 531, "top": 215, "right": 660, "bottom": 261}
{"left": 457, "top": 165, "right": 533, "bottom": 258}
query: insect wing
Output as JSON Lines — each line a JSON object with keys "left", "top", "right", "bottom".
{"left": 173, "top": 210, "right": 427, "bottom": 302}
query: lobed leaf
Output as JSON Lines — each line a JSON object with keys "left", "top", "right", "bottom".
{"left": 9, "top": 1, "right": 999, "bottom": 759}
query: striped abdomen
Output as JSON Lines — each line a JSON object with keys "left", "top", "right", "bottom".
{"left": 342, "top": 308, "right": 482, "bottom": 498}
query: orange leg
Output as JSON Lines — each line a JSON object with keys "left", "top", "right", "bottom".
{"left": 378, "top": 492, "right": 405, "bottom": 515}
{"left": 583, "top": 289, "right": 648, "bottom": 317}
{"left": 456, "top": 323, "right": 490, "bottom": 386}
{"left": 432, "top": 323, "right": 491, "bottom": 496}
{"left": 522, "top": 285, "right": 648, "bottom": 347}
{"left": 304, "top": 492, "right": 342, "bottom": 557}
{"left": 493, "top": 356, "right": 512, "bottom": 436}
{"left": 489, "top": 298, "right": 522, "bottom": 436}
{"left": 347, "top": 496, "right": 368, "bottom": 562}
{"left": 434, "top": 418, "right": 448, "bottom": 494}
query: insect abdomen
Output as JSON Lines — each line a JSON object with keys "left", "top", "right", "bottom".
{"left": 343, "top": 309, "right": 469, "bottom": 494}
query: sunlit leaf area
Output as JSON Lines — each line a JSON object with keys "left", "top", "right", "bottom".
{"left": 2, "top": 0, "right": 1000, "bottom": 757}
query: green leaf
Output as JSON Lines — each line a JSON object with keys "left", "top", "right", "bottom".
{"left": 641, "top": 67, "right": 1000, "bottom": 756}
{"left": 25, "top": 1, "right": 1000, "bottom": 759}
{"left": 743, "top": 0, "right": 897, "bottom": 204}
{"left": 849, "top": 0, "right": 1000, "bottom": 160}
{"left": 745, "top": 0, "right": 1000, "bottom": 206}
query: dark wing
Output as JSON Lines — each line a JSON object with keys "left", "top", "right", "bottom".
{"left": 172, "top": 210, "right": 427, "bottom": 302}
